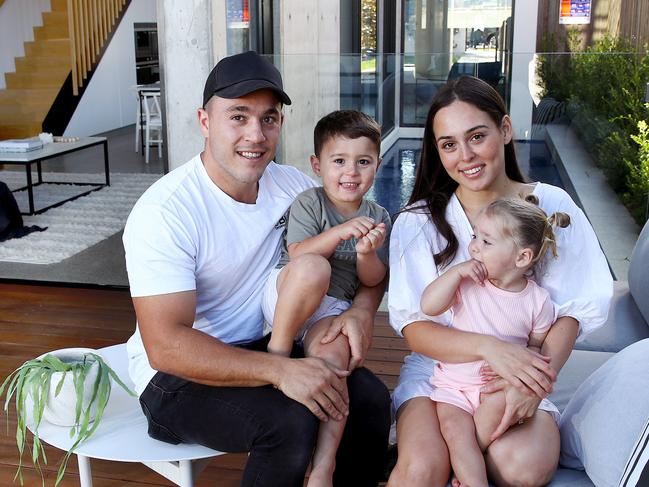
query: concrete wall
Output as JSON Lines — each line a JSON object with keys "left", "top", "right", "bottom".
{"left": 63, "top": 0, "right": 157, "bottom": 136}
{"left": 157, "top": 0, "right": 214, "bottom": 170}
{"left": 0, "top": 0, "right": 50, "bottom": 90}
{"left": 158, "top": 0, "right": 340, "bottom": 173}
{"left": 509, "top": 0, "right": 538, "bottom": 140}
{"left": 277, "top": 0, "right": 340, "bottom": 177}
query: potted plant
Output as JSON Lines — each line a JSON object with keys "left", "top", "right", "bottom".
{"left": 0, "top": 347, "right": 136, "bottom": 486}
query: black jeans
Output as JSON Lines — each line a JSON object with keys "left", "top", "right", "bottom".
{"left": 139, "top": 336, "right": 391, "bottom": 487}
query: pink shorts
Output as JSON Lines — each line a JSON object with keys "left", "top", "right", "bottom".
{"left": 430, "top": 385, "right": 482, "bottom": 415}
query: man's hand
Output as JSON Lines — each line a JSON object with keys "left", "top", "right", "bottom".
{"left": 320, "top": 306, "right": 372, "bottom": 370}
{"left": 336, "top": 216, "right": 376, "bottom": 242}
{"left": 355, "top": 222, "right": 387, "bottom": 254}
{"left": 275, "top": 357, "right": 350, "bottom": 422}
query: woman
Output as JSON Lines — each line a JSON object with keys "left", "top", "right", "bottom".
{"left": 387, "top": 76, "right": 612, "bottom": 487}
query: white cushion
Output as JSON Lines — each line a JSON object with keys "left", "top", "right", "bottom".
{"left": 559, "top": 339, "right": 649, "bottom": 486}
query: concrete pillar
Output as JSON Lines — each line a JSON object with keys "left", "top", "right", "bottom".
{"left": 158, "top": 0, "right": 339, "bottom": 173}
{"left": 157, "top": 0, "right": 213, "bottom": 170}
{"left": 509, "top": 0, "right": 538, "bottom": 140}
{"left": 414, "top": 0, "right": 450, "bottom": 80}
{"left": 452, "top": 28, "right": 466, "bottom": 58}
{"left": 211, "top": 0, "right": 228, "bottom": 61}
{"left": 278, "top": 0, "right": 340, "bottom": 177}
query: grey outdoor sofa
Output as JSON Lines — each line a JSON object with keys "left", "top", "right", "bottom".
{"left": 546, "top": 218, "right": 649, "bottom": 486}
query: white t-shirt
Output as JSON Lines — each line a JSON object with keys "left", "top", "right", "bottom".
{"left": 389, "top": 183, "right": 613, "bottom": 337}
{"left": 123, "top": 154, "right": 315, "bottom": 394}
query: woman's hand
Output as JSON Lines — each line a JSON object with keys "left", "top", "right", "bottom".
{"left": 481, "top": 381, "right": 542, "bottom": 441}
{"left": 481, "top": 337, "right": 556, "bottom": 398}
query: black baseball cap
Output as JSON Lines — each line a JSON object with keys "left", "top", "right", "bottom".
{"left": 202, "top": 51, "right": 291, "bottom": 107}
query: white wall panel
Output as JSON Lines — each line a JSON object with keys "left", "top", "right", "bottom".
{"left": 0, "top": 0, "right": 51, "bottom": 90}
{"left": 64, "top": 0, "right": 157, "bottom": 137}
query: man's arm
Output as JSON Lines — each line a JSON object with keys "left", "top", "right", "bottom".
{"left": 135, "top": 291, "right": 279, "bottom": 386}
{"left": 134, "top": 291, "right": 351, "bottom": 421}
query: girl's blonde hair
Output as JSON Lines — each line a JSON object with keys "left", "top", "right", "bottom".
{"left": 484, "top": 195, "right": 571, "bottom": 265}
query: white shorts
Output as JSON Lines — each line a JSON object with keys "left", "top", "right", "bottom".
{"left": 262, "top": 267, "right": 351, "bottom": 343}
{"left": 392, "top": 352, "right": 561, "bottom": 424}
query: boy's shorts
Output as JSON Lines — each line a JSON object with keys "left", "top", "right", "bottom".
{"left": 262, "top": 267, "right": 351, "bottom": 344}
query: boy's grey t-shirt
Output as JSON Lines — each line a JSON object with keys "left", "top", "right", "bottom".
{"left": 277, "top": 186, "right": 392, "bottom": 302}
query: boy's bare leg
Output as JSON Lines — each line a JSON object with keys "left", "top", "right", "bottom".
{"left": 436, "top": 402, "right": 489, "bottom": 487}
{"left": 474, "top": 391, "right": 506, "bottom": 451}
{"left": 303, "top": 315, "right": 351, "bottom": 487}
{"left": 268, "top": 254, "right": 331, "bottom": 356}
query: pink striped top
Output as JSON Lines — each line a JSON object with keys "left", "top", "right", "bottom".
{"left": 431, "top": 278, "right": 556, "bottom": 388}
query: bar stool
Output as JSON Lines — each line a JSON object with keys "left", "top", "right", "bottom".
{"left": 142, "top": 92, "right": 163, "bottom": 164}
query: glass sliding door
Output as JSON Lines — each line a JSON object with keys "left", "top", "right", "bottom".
{"left": 400, "top": 0, "right": 512, "bottom": 126}
{"left": 340, "top": 0, "right": 397, "bottom": 137}
{"left": 340, "top": 1, "right": 378, "bottom": 117}
{"left": 225, "top": 0, "right": 274, "bottom": 55}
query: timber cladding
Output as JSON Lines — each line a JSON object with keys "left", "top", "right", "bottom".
{"left": 537, "top": 0, "right": 649, "bottom": 52}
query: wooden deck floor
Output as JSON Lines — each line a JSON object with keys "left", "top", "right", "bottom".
{"left": 0, "top": 283, "right": 407, "bottom": 486}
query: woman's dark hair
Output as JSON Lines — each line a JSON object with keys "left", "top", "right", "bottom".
{"left": 406, "top": 75, "right": 526, "bottom": 268}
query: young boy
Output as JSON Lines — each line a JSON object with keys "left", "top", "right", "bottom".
{"left": 262, "top": 109, "right": 391, "bottom": 487}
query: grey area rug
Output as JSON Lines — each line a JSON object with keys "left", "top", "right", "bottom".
{"left": 0, "top": 171, "right": 161, "bottom": 264}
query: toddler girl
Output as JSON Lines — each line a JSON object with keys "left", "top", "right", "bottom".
{"left": 420, "top": 195, "right": 570, "bottom": 487}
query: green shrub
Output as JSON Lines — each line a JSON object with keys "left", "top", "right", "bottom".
{"left": 624, "top": 117, "right": 649, "bottom": 223}
{"left": 536, "top": 34, "right": 649, "bottom": 225}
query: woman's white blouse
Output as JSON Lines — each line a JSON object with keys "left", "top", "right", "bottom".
{"left": 388, "top": 183, "right": 613, "bottom": 338}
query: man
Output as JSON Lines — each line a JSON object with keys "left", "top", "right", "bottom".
{"left": 123, "top": 51, "right": 390, "bottom": 487}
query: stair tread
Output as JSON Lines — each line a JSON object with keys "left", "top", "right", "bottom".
{"left": 0, "top": 94, "right": 57, "bottom": 108}
{"left": 25, "top": 39, "right": 69, "bottom": 46}
{"left": 14, "top": 58, "right": 71, "bottom": 69}
{"left": 7, "top": 69, "right": 70, "bottom": 78}
{"left": 0, "top": 89, "right": 60, "bottom": 97}
{"left": 2, "top": 0, "right": 126, "bottom": 140}
{"left": 0, "top": 108, "right": 50, "bottom": 121}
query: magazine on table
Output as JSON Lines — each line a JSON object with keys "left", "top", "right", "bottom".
{"left": 0, "top": 138, "right": 43, "bottom": 153}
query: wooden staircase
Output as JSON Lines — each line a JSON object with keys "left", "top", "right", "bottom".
{"left": 0, "top": 0, "right": 128, "bottom": 140}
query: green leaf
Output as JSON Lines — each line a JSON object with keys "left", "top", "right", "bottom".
{"left": 54, "top": 371, "right": 66, "bottom": 397}
{"left": 0, "top": 350, "right": 138, "bottom": 486}
{"left": 41, "top": 354, "right": 73, "bottom": 372}
{"left": 106, "top": 364, "right": 137, "bottom": 396}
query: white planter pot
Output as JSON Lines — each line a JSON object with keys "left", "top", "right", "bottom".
{"left": 37, "top": 348, "right": 104, "bottom": 427}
